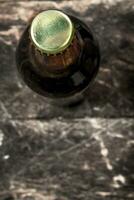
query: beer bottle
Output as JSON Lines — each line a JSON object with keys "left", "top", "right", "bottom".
{"left": 16, "top": 10, "right": 100, "bottom": 105}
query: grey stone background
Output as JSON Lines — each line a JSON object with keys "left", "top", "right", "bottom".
{"left": 0, "top": 0, "right": 134, "bottom": 199}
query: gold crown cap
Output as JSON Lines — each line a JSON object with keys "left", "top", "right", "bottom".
{"left": 30, "top": 10, "right": 75, "bottom": 54}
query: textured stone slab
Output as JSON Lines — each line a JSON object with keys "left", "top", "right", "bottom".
{"left": 0, "top": 1, "right": 134, "bottom": 200}
{"left": 0, "top": 118, "right": 134, "bottom": 199}
{"left": 0, "top": 0, "right": 134, "bottom": 119}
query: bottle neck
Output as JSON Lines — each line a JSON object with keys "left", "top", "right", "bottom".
{"left": 29, "top": 32, "right": 83, "bottom": 77}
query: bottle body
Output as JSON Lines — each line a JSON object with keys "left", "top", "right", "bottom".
{"left": 16, "top": 13, "right": 100, "bottom": 104}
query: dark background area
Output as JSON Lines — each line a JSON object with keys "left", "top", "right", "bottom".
{"left": 0, "top": 0, "right": 134, "bottom": 199}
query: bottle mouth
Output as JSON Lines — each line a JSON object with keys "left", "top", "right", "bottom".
{"left": 30, "top": 10, "right": 75, "bottom": 55}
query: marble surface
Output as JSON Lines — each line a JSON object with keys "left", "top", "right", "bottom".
{"left": 0, "top": 0, "right": 134, "bottom": 199}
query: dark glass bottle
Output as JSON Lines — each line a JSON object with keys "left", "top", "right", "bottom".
{"left": 16, "top": 10, "right": 100, "bottom": 105}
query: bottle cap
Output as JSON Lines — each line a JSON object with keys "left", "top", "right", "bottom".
{"left": 30, "top": 10, "right": 75, "bottom": 54}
